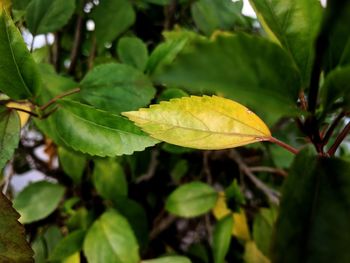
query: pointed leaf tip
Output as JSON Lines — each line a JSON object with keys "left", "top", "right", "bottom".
{"left": 122, "top": 95, "right": 271, "bottom": 150}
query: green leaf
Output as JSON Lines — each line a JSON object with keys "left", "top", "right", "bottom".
{"left": 56, "top": 100, "right": 159, "bottom": 156}
{"left": 191, "top": 0, "right": 247, "bottom": 35}
{"left": 141, "top": 0, "right": 171, "bottom": 5}
{"left": 78, "top": 63, "right": 156, "bottom": 114}
{"left": 0, "top": 9, "right": 41, "bottom": 99}
{"left": 34, "top": 64, "right": 77, "bottom": 145}
{"left": 123, "top": 96, "right": 271, "bottom": 150}
{"left": 154, "top": 34, "right": 301, "bottom": 123}
{"left": 83, "top": 210, "right": 140, "bottom": 263}
{"left": 0, "top": 107, "right": 20, "bottom": 171}
{"left": 165, "top": 181, "right": 218, "bottom": 217}
{"left": 244, "top": 241, "right": 270, "bottom": 263}
{"left": 321, "top": 1, "right": 350, "bottom": 72}
{"left": 146, "top": 30, "right": 201, "bottom": 76}
{"left": 58, "top": 147, "right": 86, "bottom": 184}
{"left": 212, "top": 214, "right": 233, "bottom": 263}
{"left": 91, "top": 0, "right": 135, "bottom": 46}
{"left": 117, "top": 37, "right": 149, "bottom": 71}
{"left": 31, "top": 237, "right": 46, "bottom": 263}
{"left": 93, "top": 158, "right": 128, "bottom": 200}
{"left": 253, "top": 208, "right": 277, "bottom": 257}
{"left": 25, "top": 0, "right": 75, "bottom": 35}
{"left": 158, "top": 88, "right": 189, "bottom": 102}
{"left": 13, "top": 181, "right": 65, "bottom": 224}
{"left": 271, "top": 148, "right": 350, "bottom": 263}
{"left": 142, "top": 256, "right": 191, "bottom": 263}
{"left": 12, "top": 0, "right": 31, "bottom": 10}
{"left": 321, "top": 65, "right": 350, "bottom": 112}
{"left": 49, "top": 230, "right": 85, "bottom": 261}
{"left": 249, "top": 0, "right": 323, "bottom": 84}
{"left": 0, "top": 192, "right": 33, "bottom": 262}
{"left": 43, "top": 226, "right": 63, "bottom": 255}
{"left": 113, "top": 198, "right": 149, "bottom": 248}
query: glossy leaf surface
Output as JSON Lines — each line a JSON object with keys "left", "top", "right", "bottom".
{"left": 0, "top": 107, "right": 20, "bottom": 171}
{"left": 56, "top": 100, "right": 159, "bottom": 156}
{"left": 13, "top": 181, "right": 65, "bottom": 224}
{"left": 249, "top": 0, "right": 322, "bottom": 83}
{"left": 79, "top": 63, "right": 155, "bottom": 113}
{"left": 154, "top": 34, "right": 301, "bottom": 122}
{"left": 58, "top": 147, "right": 86, "bottom": 184}
{"left": 124, "top": 96, "right": 271, "bottom": 150}
{"left": 0, "top": 192, "right": 33, "bottom": 262}
{"left": 26, "top": 0, "right": 75, "bottom": 35}
{"left": 0, "top": 9, "right": 41, "bottom": 99}
{"left": 83, "top": 210, "right": 139, "bottom": 263}
{"left": 91, "top": 0, "right": 135, "bottom": 46}
{"left": 272, "top": 148, "right": 350, "bottom": 263}
{"left": 165, "top": 181, "right": 218, "bottom": 217}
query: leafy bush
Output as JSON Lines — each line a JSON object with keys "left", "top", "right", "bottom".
{"left": 0, "top": 0, "right": 350, "bottom": 262}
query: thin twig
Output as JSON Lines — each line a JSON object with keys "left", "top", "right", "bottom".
{"left": 30, "top": 36, "right": 35, "bottom": 52}
{"left": 68, "top": 15, "right": 84, "bottom": 74}
{"left": 269, "top": 137, "right": 299, "bottom": 155}
{"left": 6, "top": 107, "right": 39, "bottom": 117}
{"left": 229, "top": 150, "right": 280, "bottom": 205}
{"left": 136, "top": 149, "right": 159, "bottom": 183}
{"left": 322, "top": 111, "right": 346, "bottom": 145}
{"left": 40, "top": 88, "right": 81, "bottom": 111}
{"left": 53, "top": 32, "right": 61, "bottom": 72}
{"left": 327, "top": 122, "right": 350, "bottom": 156}
{"left": 149, "top": 213, "right": 177, "bottom": 240}
{"left": 249, "top": 166, "right": 288, "bottom": 177}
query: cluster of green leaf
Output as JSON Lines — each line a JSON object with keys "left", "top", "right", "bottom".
{"left": 0, "top": 0, "right": 350, "bottom": 262}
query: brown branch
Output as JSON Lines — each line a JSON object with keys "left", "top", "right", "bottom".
{"left": 135, "top": 149, "right": 159, "bottom": 183}
{"left": 327, "top": 122, "right": 350, "bottom": 156}
{"left": 322, "top": 111, "right": 346, "bottom": 145}
{"left": 88, "top": 35, "right": 97, "bottom": 69}
{"left": 249, "top": 166, "right": 288, "bottom": 177}
{"left": 229, "top": 150, "right": 280, "bottom": 205}
{"left": 149, "top": 212, "right": 177, "bottom": 240}
{"left": 40, "top": 88, "right": 81, "bottom": 111}
{"left": 68, "top": 15, "right": 84, "bottom": 74}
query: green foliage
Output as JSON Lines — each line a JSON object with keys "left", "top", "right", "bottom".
{"left": 25, "top": 0, "right": 75, "bottom": 35}
{"left": 0, "top": 107, "right": 20, "bottom": 170}
{"left": 154, "top": 34, "right": 301, "bottom": 123}
{"left": 0, "top": 9, "right": 41, "bottom": 99}
{"left": 212, "top": 214, "right": 233, "bottom": 263}
{"left": 165, "top": 182, "right": 218, "bottom": 217}
{"left": 272, "top": 148, "right": 350, "bottom": 262}
{"left": 83, "top": 210, "right": 139, "bottom": 263}
{"left": 13, "top": 181, "right": 65, "bottom": 224}
{"left": 249, "top": 0, "right": 323, "bottom": 84}
{"left": 91, "top": 0, "right": 135, "bottom": 46}
{"left": 117, "top": 37, "right": 149, "bottom": 71}
{"left": 1, "top": 0, "right": 350, "bottom": 262}
{"left": 0, "top": 192, "right": 33, "bottom": 262}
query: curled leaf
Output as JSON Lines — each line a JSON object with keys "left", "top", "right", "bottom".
{"left": 123, "top": 95, "right": 271, "bottom": 150}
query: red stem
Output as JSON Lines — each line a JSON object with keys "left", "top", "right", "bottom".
{"left": 269, "top": 137, "right": 299, "bottom": 155}
{"left": 327, "top": 122, "right": 350, "bottom": 156}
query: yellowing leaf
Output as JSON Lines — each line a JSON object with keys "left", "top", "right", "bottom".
{"left": 0, "top": 0, "right": 11, "bottom": 12}
{"left": 6, "top": 102, "right": 31, "bottom": 127}
{"left": 63, "top": 252, "right": 80, "bottom": 263}
{"left": 244, "top": 241, "right": 271, "bottom": 263}
{"left": 123, "top": 95, "right": 271, "bottom": 150}
{"left": 212, "top": 192, "right": 251, "bottom": 241}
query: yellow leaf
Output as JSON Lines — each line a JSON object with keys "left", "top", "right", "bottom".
{"left": 244, "top": 241, "right": 271, "bottom": 263}
{"left": 212, "top": 192, "right": 251, "bottom": 241}
{"left": 6, "top": 102, "right": 31, "bottom": 127}
{"left": 0, "top": 0, "right": 11, "bottom": 13}
{"left": 123, "top": 96, "right": 271, "bottom": 150}
{"left": 63, "top": 252, "right": 80, "bottom": 263}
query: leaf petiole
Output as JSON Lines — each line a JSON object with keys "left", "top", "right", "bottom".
{"left": 269, "top": 136, "right": 299, "bottom": 155}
